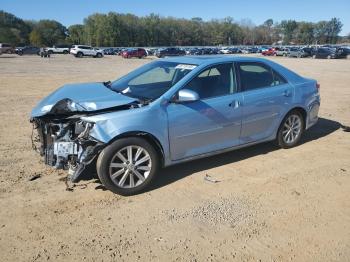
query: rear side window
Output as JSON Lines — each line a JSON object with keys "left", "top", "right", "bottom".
{"left": 238, "top": 62, "right": 287, "bottom": 91}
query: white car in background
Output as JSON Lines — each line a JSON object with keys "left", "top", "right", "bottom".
{"left": 46, "top": 44, "right": 71, "bottom": 54}
{"left": 219, "top": 48, "right": 231, "bottom": 54}
{"left": 70, "top": 45, "right": 104, "bottom": 58}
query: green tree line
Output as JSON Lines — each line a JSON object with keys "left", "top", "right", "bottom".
{"left": 0, "top": 10, "right": 347, "bottom": 47}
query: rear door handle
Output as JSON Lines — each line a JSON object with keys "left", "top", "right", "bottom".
{"left": 229, "top": 100, "right": 240, "bottom": 109}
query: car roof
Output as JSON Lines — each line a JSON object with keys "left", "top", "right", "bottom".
{"left": 162, "top": 55, "right": 273, "bottom": 66}
{"left": 163, "top": 55, "right": 306, "bottom": 84}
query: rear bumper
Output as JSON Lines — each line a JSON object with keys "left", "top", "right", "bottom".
{"left": 306, "top": 99, "right": 320, "bottom": 130}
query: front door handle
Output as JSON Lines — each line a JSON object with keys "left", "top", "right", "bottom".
{"left": 283, "top": 90, "right": 292, "bottom": 97}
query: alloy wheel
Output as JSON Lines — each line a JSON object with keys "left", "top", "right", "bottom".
{"left": 282, "top": 114, "right": 302, "bottom": 144}
{"left": 109, "top": 145, "right": 152, "bottom": 188}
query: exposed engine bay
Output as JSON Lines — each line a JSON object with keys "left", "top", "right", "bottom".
{"left": 30, "top": 98, "right": 144, "bottom": 183}
{"left": 31, "top": 116, "right": 104, "bottom": 182}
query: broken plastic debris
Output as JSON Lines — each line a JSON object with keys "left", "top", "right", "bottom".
{"left": 204, "top": 174, "right": 221, "bottom": 183}
{"left": 28, "top": 174, "right": 41, "bottom": 181}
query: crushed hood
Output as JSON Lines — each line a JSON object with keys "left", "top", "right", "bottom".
{"left": 31, "top": 82, "right": 136, "bottom": 117}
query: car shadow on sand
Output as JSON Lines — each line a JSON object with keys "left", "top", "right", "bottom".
{"left": 148, "top": 117, "right": 341, "bottom": 191}
{"left": 86, "top": 117, "right": 341, "bottom": 192}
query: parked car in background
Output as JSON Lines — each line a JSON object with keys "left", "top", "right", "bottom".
{"left": 0, "top": 43, "right": 14, "bottom": 54}
{"left": 241, "top": 47, "right": 259, "bottom": 54}
{"left": 312, "top": 47, "right": 347, "bottom": 59}
{"left": 275, "top": 47, "right": 289, "bottom": 56}
{"left": 30, "top": 56, "right": 320, "bottom": 195}
{"left": 46, "top": 44, "right": 71, "bottom": 54}
{"left": 219, "top": 48, "right": 231, "bottom": 54}
{"left": 258, "top": 46, "right": 270, "bottom": 53}
{"left": 288, "top": 47, "right": 308, "bottom": 58}
{"left": 262, "top": 48, "right": 276, "bottom": 56}
{"left": 155, "top": 47, "right": 186, "bottom": 58}
{"left": 145, "top": 48, "right": 157, "bottom": 56}
{"left": 15, "top": 46, "right": 40, "bottom": 56}
{"left": 301, "top": 47, "right": 314, "bottom": 57}
{"left": 340, "top": 46, "right": 350, "bottom": 57}
{"left": 70, "top": 45, "right": 104, "bottom": 58}
{"left": 103, "top": 48, "right": 121, "bottom": 55}
{"left": 122, "top": 48, "right": 147, "bottom": 59}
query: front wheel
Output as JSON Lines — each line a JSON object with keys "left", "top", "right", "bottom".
{"left": 96, "top": 53, "right": 102, "bottom": 58}
{"left": 97, "top": 137, "right": 160, "bottom": 196}
{"left": 276, "top": 111, "right": 304, "bottom": 149}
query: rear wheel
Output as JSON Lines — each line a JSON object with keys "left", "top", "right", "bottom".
{"left": 97, "top": 137, "right": 160, "bottom": 196}
{"left": 18, "top": 51, "right": 23, "bottom": 56}
{"left": 76, "top": 52, "right": 83, "bottom": 58}
{"left": 96, "top": 53, "right": 102, "bottom": 58}
{"left": 276, "top": 110, "right": 304, "bottom": 149}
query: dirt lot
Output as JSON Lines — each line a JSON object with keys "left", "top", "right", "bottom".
{"left": 0, "top": 54, "right": 349, "bottom": 262}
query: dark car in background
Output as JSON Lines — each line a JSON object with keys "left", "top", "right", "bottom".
{"left": 122, "top": 48, "right": 147, "bottom": 59}
{"left": 0, "top": 43, "right": 14, "bottom": 54}
{"left": 155, "top": 47, "right": 185, "bottom": 58}
{"left": 15, "top": 46, "right": 40, "bottom": 56}
{"left": 312, "top": 47, "right": 347, "bottom": 59}
{"left": 103, "top": 48, "right": 121, "bottom": 55}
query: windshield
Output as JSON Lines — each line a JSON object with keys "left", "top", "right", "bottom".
{"left": 110, "top": 61, "right": 197, "bottom": 101}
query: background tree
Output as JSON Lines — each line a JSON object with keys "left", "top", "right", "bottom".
{"left": 0, "top": 10, "right": 346, "bottom": 47}
{"left": 280, "top": 20, "right": 298, "bottom": 44}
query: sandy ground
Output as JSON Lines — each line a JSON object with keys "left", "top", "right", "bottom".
{"left": 0, "top": 53, "right": 349, "bottom": 262}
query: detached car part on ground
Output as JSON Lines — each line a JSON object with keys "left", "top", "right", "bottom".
{"left": 31, "top": 56, "right": 320, "bottom": 195}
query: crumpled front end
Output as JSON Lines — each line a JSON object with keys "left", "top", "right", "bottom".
{"left": 31, "top": 116, "right": 105, "bottom": 182}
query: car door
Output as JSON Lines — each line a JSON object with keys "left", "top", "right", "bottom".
{"left": 86, "top": 46, "right": 94, "bottom": 56}
{"left": 167, "top": 63, "right": 243, "bottom": 160}
{"left": 237, "top": 62, "right": 293, "bottom": 144}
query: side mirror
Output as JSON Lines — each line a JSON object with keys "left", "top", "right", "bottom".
{"left": 175, "top": 89, "right": 199, "bottom": 103}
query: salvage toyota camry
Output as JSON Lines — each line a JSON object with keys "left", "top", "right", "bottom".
{"left": 30, "top": 56, "right": 320, "bottom": 195}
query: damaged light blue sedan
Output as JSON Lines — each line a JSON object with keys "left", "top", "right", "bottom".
{"left": 30, "top": 56, "right": 320, "bottom": 195}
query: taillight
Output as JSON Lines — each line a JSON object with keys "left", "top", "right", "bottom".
{"left": 316, "top": 82, "right": 320, "bottom": 90}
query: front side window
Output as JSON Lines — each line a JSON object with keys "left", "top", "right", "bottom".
{"left": 238, "top": 62, "right": 287, "bottom": 91}
{"left": 183, "top": 63, "right": 236, "bottom": 100}
{"left": 111, "top": 61, "right": 197, "bottom": 101}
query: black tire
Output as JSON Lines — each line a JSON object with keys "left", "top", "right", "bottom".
{"left": 18, "top": 51, "right": 23, "bottom": 56}
{"left": 276, "top": 110, "right": 304, "bottom": 149}
{"left": 96, "top": 53, "right": 102, "bottom": 58}
{"left": 63, "top": 50, "right": 68, "bottom": 54}
{"left": 76, "top": 52, "right": 83, "bottom": 58}
{"left": 96, "top": 137, "right": 160, "bottom": 196}
{"left": 48, "top": 50, "right": 53, "bottom": 55}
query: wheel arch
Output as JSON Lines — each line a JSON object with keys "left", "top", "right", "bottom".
{"left": 107, "top": 131, "right": 165, "bottom": 167}
{"left": 280, "top": 106, "right": 307, "bottom": 132}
